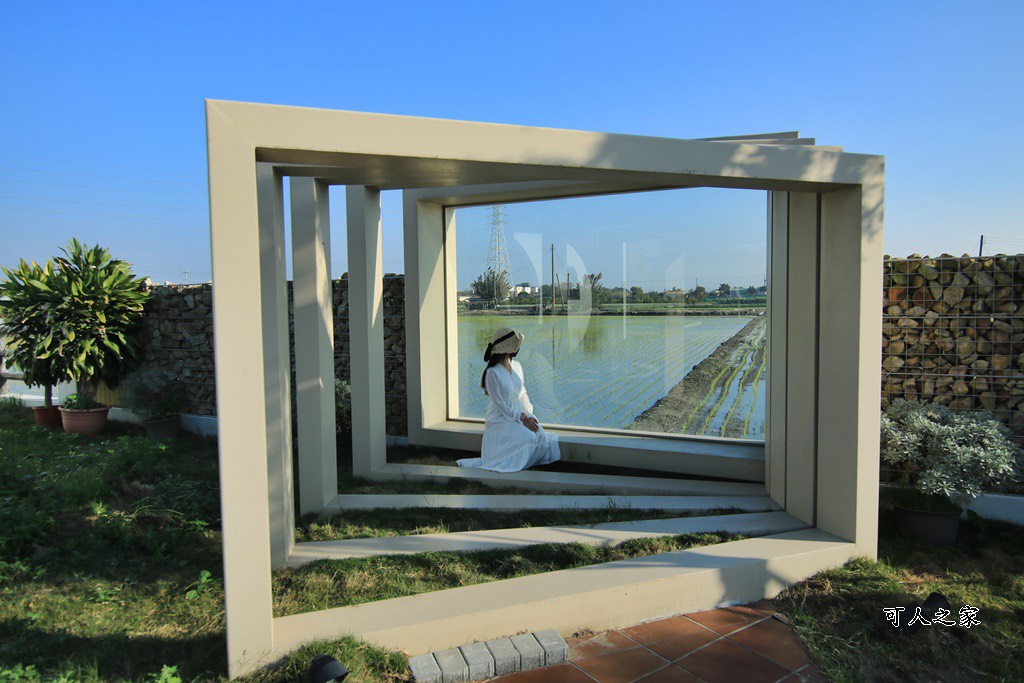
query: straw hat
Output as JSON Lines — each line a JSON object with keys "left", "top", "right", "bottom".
{"left": 484, "top": 327, "right": 524, "bottom": 360}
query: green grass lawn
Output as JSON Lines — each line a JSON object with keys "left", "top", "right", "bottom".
{"left": 2, "top": 398, "right": 1022, "bottom": 682}
{"left": 0, "top": 404, "right": 727, "bottom": 681}
{"left": 296, "top": 507, "right": 735, "bottom": 542}
{"left": 274, "top": 533, "right": 744, "bottom": 618}
{"left": 770, "top": 506, "right": 1024, "bottom": 682}
{"left": 0, "top": 403, "right": 411, "bottom": 682}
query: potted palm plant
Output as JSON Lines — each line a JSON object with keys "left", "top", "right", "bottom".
{"left": 0, "top": 259, "right": 63, "bottom": 427}
{"left": 881, "top": 399, "right": 1023, "bottom": 545}
{"left": 121, "top": 369, "right": 189, "bottom": 441}
{"left": 41, "top": 239, "right": 150, "bottom": 435}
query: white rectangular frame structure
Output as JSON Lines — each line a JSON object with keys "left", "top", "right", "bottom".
{"left": 405, "top": 183, "right": 773, "bottom": 481}
{"left": 205, "top": 100, "right": 883, "bottom": 676}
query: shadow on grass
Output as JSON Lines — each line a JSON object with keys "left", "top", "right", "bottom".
{"left": 0, "top": 619, "right": 226, "bottom": 680}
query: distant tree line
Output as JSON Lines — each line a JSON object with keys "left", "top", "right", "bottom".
{"left": 468, "top": 269, "right": 766, "bottom": 307}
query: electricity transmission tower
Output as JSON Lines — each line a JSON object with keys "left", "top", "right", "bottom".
{"left": 486, "top": 205, "right": 512, "bottom": 289}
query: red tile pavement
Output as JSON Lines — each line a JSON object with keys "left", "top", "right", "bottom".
{"left": 568, "top": 631, "right": 640, "bottom": 661}
{"left": 489, "top": 601, "right": 828, "bottom": 682}
{"left": 674, "top": 638, "right": 789, "bottom": 683}
{"left": 727, "top": 617, "right": 812, "bottom": 671}
{"left": 492, "top": 664, "right": 595, "bottom": 682}
{"left": 574, "top": 647, "right": 668, "bottom": 682}
{"left": 685, "top": 605, "right": 766, "bottom": 636}
{"left": 634, "top": 667, "right": 705, "bottom": 682}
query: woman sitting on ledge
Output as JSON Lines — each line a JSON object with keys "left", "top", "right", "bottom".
{"left": 457, "top": 327, "right": 561, "bottom": 473}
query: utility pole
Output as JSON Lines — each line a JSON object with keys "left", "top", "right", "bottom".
{"left": 183, "top": 267, "right": 190, "bottom": 285}
{"left": 979, "top": 235, "right": 985, "bottom": 258}
{"left": 550, "top": 244, "right": 555, "bottom": 314}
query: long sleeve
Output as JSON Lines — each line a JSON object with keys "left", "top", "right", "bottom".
{"left": 520, "top": 389, "right": 536, "bottom": 419}
{"left": 513, "top": 361, "right": 535, "bottom": 418}
{"left": 485, "top": 367, "right": 523, "bottom": 423}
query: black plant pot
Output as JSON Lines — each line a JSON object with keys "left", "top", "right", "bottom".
{"left": 143, "top": 415, "right": 182, "bottom": 442}
{"left": 894, "top": 505, "right": 961, "bottom": 546}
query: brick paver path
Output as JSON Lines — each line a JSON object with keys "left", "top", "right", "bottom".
{"left": 490, "top": 601, "right": 827, "bottom": 682}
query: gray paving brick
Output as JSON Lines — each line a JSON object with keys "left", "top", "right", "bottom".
{"left": 485, "top": 637, "right": 521, "bottom": 676}
{"left": 433, "top": 648, "right": 469, "bottom": 683}
{"left": 533, "top": 629, "right": 569, "bottom": 665}
{"left": 510, "top": 633, "right": 544, "bottom": 671}
{"left": 458, "top": 642, "right": 495, "bottom": 679}
{"left": 408, "top": 653, "right": 442, "bottom": 683}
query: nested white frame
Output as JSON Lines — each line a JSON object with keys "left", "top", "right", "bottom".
{"left": 205, "top": 100, "right": 884, "bottom": 677}
{"left": 402, "top": 185, "right": 774, "bottom": 482}
{"left": 435, "top": 190, "right": 774, "bottom": 436}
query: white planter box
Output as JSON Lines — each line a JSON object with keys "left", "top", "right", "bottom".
{"left": 968, "top": 493, "right": 1024, "bottom": 526}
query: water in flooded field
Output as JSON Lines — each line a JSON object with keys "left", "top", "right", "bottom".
{"left": 457, "top": 315, "right": 766, "bottom": 439}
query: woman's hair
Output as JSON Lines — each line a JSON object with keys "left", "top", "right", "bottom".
{"left": 480, "top": 352, "right": 518, "bottom": 394}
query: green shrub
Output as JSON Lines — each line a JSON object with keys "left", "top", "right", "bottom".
{"left": 0, "top": 664, "right": 40, "bottom": 682}
{"left": 0, "top": 396, "right": 24, "bottom": 413}
{"left": 0, "top": 260, "right": 63, "bottom": 406}
{"left": 120, "top": 369, "right": 189, "bottom": 421}
{"left": 61, "top": 393, "right": 104, "bottom": 410}
{"left": 335, "top": 379, "right": 352, "bottom": 436}
{"left": 881, "top": 399, "right": 1024, "bottom": 508}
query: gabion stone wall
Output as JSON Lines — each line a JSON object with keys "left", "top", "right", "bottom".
{"left": 136, "top": 277, "right": 408, "bottom": 435}
{"left": 325, "top": 276, "right": 407, "bottom": 434}
{"left": 135, "top": 259, "right": 1023, "bottom": 441}
{"left": 136, "top": 284, "right": 217, "bottom": 415}
{"left": 882, "top": 254, "right": 1024, "bottom": 438}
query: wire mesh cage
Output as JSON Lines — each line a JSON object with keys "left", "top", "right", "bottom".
{"left": 121, "top": 263, "right": 1024, "bottom": 446}
{"left": 133, "top": 277, "right": 409, "bottom": 432}
{"left": 881, "top": 253, "right": 1024, "bottom": 442}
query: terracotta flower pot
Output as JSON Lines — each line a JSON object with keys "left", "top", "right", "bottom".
{"left": 32, "top": 405, "right": 62, "bottom": 428}
{"left": 143, "top": 415, "right": 182, "bottom": 442}
{"left": 59, "top": 406, "right": 110, "bottom": 436}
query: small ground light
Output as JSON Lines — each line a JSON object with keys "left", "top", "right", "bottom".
{"left": 900, "top": 591, "right": 951, "bottom": 636}
{"left": 309, "top": 655, "right": 349, "bottom": 682}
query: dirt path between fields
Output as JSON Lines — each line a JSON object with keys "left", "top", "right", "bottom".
{"left": 628, "top": 317, "right": 762, "bottom": 436}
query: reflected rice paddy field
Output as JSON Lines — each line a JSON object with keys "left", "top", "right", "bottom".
{"left": 456, "top": 314, "right": 766, "bottom": 439}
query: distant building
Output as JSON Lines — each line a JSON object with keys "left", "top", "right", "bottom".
{"left": 465, "top": 296, "right": 493, "bottom": 310}
{"left": 512, "top": 282, "right": 538, "bottom": 295}
{"left": 663, "top": 289, "right": 687, "bottom": 300}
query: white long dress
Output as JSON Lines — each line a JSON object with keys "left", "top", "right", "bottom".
{"left": 457, "top": 359, "right": 560, "bottom": 473}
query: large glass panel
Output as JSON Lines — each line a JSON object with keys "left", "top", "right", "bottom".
{"left": 451, "top": 188, "right": 768, "bottom": 440}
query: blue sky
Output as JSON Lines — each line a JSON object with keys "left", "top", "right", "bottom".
{"left": 454, "top": 189, "right": 767, "bottom": 291}
{"left": 2, "top": 1, "right": 1023, "bottom": 286}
